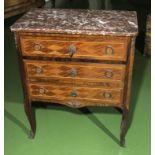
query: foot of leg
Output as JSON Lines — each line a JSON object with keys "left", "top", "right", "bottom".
{"left": 24, "top": 100, "right": 36, "bottom": 138}
{"left": 120, "top": 108, "right": 129, "bottom": 147}
{"left": 28, "top": 130, "right": 35, "bottom": 139}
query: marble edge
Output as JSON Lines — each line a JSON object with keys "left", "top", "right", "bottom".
{"left": 10, "top": 28, "right": 138, "bottom": 37}
{"left": 10, "top": 9, "right": 138, "bottom": 37}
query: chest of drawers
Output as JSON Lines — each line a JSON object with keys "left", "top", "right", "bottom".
{"left": 11, "top": 9, "right": 138, "bottom": 146}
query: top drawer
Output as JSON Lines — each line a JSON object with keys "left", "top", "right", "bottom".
{"left": 20, "top": 36, "right": 128, "bottom": 61}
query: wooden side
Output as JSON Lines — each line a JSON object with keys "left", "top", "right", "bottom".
{"left": 20, "top": 35, "right": 128, "bottom": 61}
{"left": 124, "top": 37, "right": 136, "bottom": 109}
{"left": 14, "top": 32, "right": 36, "bottom": 136}
{"left": 24, "top": 60, "right": 126, "bottom": 81}
{"left": 14, "top": 33, "right": 29, "bottom": 102}
{"left": 28, "top": 83, "right": 124, "bottom": 108}
{"left": 119, "top": 37, "right": 135, "bottom": 146}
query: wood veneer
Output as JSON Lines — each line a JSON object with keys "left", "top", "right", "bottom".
{"left": 11, "top": 9, "right": 138, "bottom": 147}
{"left": 20, "top": 36, "right": 128, "bottom": 61}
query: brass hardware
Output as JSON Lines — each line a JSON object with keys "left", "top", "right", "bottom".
{"left": 68, "top": 44, "right": 76, "bottom": 57}
{"left": 39, "top": 88, "right": 45, "bottom": 94}
{"left": 33, "top": 43, "right": 41, "bottom": 51}
{"left": 105, "top": 45, "right": 114, "bottom": 55}
{"left": 105, "top": 70, "right": 113, "bottom": 78}
{"left": 70, "top": 90, "right": 77, "bottom": 97}
{"left": 36, "top": 67, "right": 43, "bottom": 74}
{"left": 103, "top": 92, "right": 112, "bottom": 99}
{"left": 68, "top": 101, "right": 80, "bottom": 108}
{"left": 69, "top": 68, "right": 77, "bottom": 77}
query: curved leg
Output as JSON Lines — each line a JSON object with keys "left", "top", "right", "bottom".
{"left": 120, "top": 108, "right": 129, "bottom": 147}
{"left": 24, "top": 100, "right": 36, "bottom": 139}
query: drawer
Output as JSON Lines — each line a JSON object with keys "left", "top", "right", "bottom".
{"left": 24, "top": 60, "right": 126, "bottom": 81}
{"left": 27, "top": 78, "right": 124, "bottom": 89}
{"left": 28, "top": 84, "right": 123, "bottom": 107}
{"left": 20, "top": 36, "right": 128, "bottom": 61}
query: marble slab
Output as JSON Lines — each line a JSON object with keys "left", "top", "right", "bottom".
{"left": 11, "top": 8, "right": 138, "bottom": 36}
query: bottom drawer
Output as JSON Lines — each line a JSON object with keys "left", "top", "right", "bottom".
{"left": 28, "top": 84, "right": 123, "bottom": 107}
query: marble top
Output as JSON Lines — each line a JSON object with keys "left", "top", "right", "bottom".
{"left": 11, "top": 9, "right": 138, "bottom": 36}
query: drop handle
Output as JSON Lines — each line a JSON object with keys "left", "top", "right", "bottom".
{"left": 36, "top": 67, "right": 43, "bottom": 74}
{"left": 105, "top": 45, "right": 114, "bottom": 55}
{"left": 33, "top": 43, "right": 42, "bottom": 51}
{"left": 103, "top": 92, "right": 112, "bottom": 99}
{"left": 69, "top": 68, "right": 77, "bottom": 77}
{"left": 68, "top": 44, "right": 76, "bottom": 57}
{"left": 39, "top": 87, "right": 45, "bottom": 94}
{"left": 105, "top": 70, "right": 113, "bottom": 78}
{"left": 70, "top": 90, "right": 77, "bottom": 97}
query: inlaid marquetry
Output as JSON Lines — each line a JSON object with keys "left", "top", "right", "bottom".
{"left": 28, "top": 83, "right": 123, "bottom": 107}
{"left": 20, "top": 36, "right": 128, "bottom": 61}
{"left": 24, "top": 60, "right": 126, "bottom": 81}
{"left": 11, "top": 9, "right": 138, "bottom": 147}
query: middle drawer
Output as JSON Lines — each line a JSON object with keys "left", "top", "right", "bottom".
{"left": 24, "top": 60, "right": 126, "bottom": 81}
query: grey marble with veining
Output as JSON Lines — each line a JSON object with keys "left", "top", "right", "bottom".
{"left": 11, "top": 8, "right": 138, "bottom": 36}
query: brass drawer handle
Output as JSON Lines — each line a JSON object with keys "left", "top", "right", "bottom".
{"left": 103, "top": 92, "right": 112, "bottom": 99}
{"left": 105, "top": 70, "right": 113, "bottom": 78}
{"left": 39, "top": 87, "right": 45, "bottom": 94}
{"left": 70, "top": 90, "right": 77, "bottom": 97}
{"left": 105, "top": 45, "right": 114, "bottom": 55}
{"left": 69, "top": 68, "right": 77, "bottom": 77}
{"left": 36, "top": 67, "right": 43, "bottom": 74}
{"left": 68, "top": 44, "right": 76, "bottom": 57}
{"left": 33, "top": 43, "right": 41, "bottom": 51}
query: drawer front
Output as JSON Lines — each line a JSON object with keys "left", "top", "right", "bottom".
{"left": 24, "top": 60, "right": 126, "bottom": 81}
{"left": 28, "top": 84, "right": 123, "bottom": 107}
{"left": 20, "top": 36, "right": 128, "bottom": 61}
{"left": 27, "top": 78, "right": 124, "bottom": 89}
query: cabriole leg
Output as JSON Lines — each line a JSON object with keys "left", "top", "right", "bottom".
{"left": 24, "top": 100, "right": 36, "bottom": 139}
{"left": 120, "top": 108, "right": 129, "bottom": 147}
